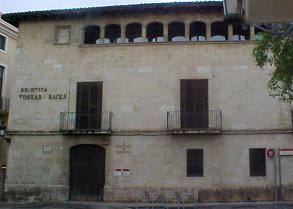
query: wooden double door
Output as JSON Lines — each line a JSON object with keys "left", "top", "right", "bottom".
{"left": 70, "top": 145, "right": 105, "bottom": 201}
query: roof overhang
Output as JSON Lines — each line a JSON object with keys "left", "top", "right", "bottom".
{"left": 1, "top": 2, "right": 223, "bottom": 27}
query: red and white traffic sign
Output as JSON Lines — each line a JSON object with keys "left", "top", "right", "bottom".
{"left": 280, "top": 148, "right": 293, "bottom": 156}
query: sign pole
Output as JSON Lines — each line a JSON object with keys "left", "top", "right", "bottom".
{"left": 273, "top": 149, "right": 278, "bottom": 201}
{"left": 278, "top": 148, "right": 283, "bottom": 200}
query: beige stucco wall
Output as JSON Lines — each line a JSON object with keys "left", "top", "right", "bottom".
{"left": 0, "top": 16, "right": 17, "bottom": 100}
{"left": 244, "top": 0, "right": 293, "bottom": 23}
{"left": 4, "top": 11, "right": 293, "bottom": 202}
{"left": 0, "top": 16, "right": 17, "bottom": 196}
{"left": 7, "top": 18, "right": 292, "bottom": 132}
{"left": 5, "top": 134, "right": 293, "bottom": 202}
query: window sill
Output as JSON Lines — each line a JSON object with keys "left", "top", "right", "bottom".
{"left": 54, "top": 42, "right": 71, "bottom": 45}
{"left": 0, "top": 49, "right": 7, "bottom": 53}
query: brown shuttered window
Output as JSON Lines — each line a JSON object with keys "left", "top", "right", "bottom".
{"left": 187, "top": 149, "right": 203, "bottom": 177}
{"left": 249, "top": 148, "right": 266, "bottom": 176}
{"left": 180, "top": 79, "right": 208, "bottom": 129}
{"left": 76, "top": 82, "right": 103, "bottom": 130}
{"left": 0, "top": 34, "right": 6, "bottom": 51}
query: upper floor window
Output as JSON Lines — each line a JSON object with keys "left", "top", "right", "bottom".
{"left": 76, "top": 82, "right": 103, "bottom": 130}
{"left": 211, "top": 21, "right": 228, "bottom": 41}
{"left": 233, "top": 25, "right": 250, "bottom": 41}
{"left": 0, "top": 66, "right": 4, "bottom": 97}
{"left": 105, "top": 24, "right": 121, "bottom": 43}
{"left": 181, "top": 79, "right": 208, "bottom": 129}
{"left": 190, "top": 21, "right": 206, "bottom": 41}
{"left": 84, "top": 25, "right": 100, "bottom": 44}
{"left": 125, "top": 23, "right": 142, "bottom": 43}
{"left": 0, "top": 34, "right": 7, "bottom": 51}
{"left": 168, "top": 22, "right": 185, "bottom": 42}
{"left": 55, "top": 26, "right": 71, "bottom": 44}
{"left": 147, "top": 22, "right": 163, "bottom": 42}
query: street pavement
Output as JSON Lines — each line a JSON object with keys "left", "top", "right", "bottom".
{"left": 0, "top": 201, "right": 293, "bottom": 209}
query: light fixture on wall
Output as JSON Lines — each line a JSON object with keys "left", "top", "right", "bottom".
{"left": 0, "top": 124, "right": 5, "bottom": 138}
{"left": 223, "top": 0, "right": 243, "bottom": 25}
{"left": 0, "top": 124, "right": 10, "bottom": 144}
{"left": 223, "top": 0, "right": 293, "bottom": 36}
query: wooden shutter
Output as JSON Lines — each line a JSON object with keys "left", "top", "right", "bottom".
{"left": 180, "top": 79, "right": 208, "bottom": 129}
{"left": 249, "top": 148, "right": 266, "bottom": 176}
{"left": 187, "top": 149, "right": 203, "bottom": 177}
{"left": 0, "top": 66, "right": 4, "bottom": 98}
{"left": 76, "top": 82, "right": 102, "bottom": 130}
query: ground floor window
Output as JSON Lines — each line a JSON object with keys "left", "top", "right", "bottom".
{"left": 187, "top": 149, "right": 203, "bottom": 177}
{"left": 249, "top": 148, "right": 266, "bottom": 176}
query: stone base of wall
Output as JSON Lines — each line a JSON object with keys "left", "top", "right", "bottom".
{"left": 104, "top": 187, "right": 198, "bottom": 203}
{"left": 4, "top": 185, "right": 293, "bottom": 202}
{"left": 104, "top": 186, "right": 293, "bottom": 202}
{"left": 4, "top": 184, "right": 69, "bottom": 202}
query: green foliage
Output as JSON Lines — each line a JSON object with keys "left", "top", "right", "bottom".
{"left": 252, "top": 32, "right": 293, "bottom": 102}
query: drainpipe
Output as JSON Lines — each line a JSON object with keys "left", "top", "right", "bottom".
{"left": 291, "top": 109, "right": 293, "bottom": 132}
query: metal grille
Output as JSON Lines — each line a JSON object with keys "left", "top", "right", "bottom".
{"left": 59, "top": 111, "right": 113, "bottom": 132}
{"left": 187, "top": 149, "right": 203, "bottom": 177}
{"left": 167, "top": 110, "right": 222, "bottom": 132}
{"left": 249, "top": 148, "right": 266, "bottom": 176}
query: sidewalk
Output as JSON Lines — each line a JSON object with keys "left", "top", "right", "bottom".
{"left": 0, "top": 201, "right": 293, "bottom": 209}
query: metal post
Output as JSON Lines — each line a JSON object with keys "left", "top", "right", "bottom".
{"left": 273, "top": 149, "right": 278, "bottom": 201}
{"left": 1, "top": 170, "right": 5, "bottom": 200}
{"left": 146, "top": 190, "right": 149, "bottom": 209}
{"left": 278, "top": 148, "right": 283, "bottom": 200}
{"left": 166, "top": 198, "right": 169, "bottom": 209}
{"left": 177, "top": 189, "right": 180, "bottom": 209}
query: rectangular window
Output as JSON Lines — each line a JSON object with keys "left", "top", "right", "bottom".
{"left": 76, "top": 82, "right": 103, "bottom": 130}
{"left": 0, "top": 66, "right": 4, "bottom": 97}
{"left": 0, "top": 34, "right": 7, "bottom": 51}
{"left": 55, "top": 26, "right": 71, "bottom": 44}
{"left": 180, "top": 79, "right": 208, "bottom": 129}
{"left": 187, "top": 149, "right": 203, "bottom": 177}
{"left": 249, "top": 148, "right": 266, "bottom": 176}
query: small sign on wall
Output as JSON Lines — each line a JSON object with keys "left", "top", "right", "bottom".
{"left": 114, "top": 168, "right": 130, "bottom": 176}
{"left": 43, "top": 145, "right": 52, "bottom": 153}
{"left": 114, "top": 169, "right": 122, "bottom": 176}
{"left": 280, "top": 148, "right": 293, "bottom": 156}
{"left": 122, "top": 168, "right": 130, "bottom": 176}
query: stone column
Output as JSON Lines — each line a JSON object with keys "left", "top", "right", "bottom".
{"left": 100, "top": 25, "right": 105, "bottom": 44}
{"left": 185, "top": 22, "right": 190, "bottom": 41}
{"left": 163, "top": 22, "right": 168, "bottom": 42}
{"left": 120, "top": 24, "right": 125, "bottom": 43}
{"left": 206, "top": 23, "right": 211, "bottom": 41}
{"left": 142, "top": 23, "right": 147, "bottom": 42}
{"left": 228, "top": 25, "right": 233, "bottom": 41}
{"left": 250, "top": 26, "right": 255, "bottom": 40}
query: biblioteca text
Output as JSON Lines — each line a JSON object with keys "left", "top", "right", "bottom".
{"left": 19, "top": 87, "right": 66, "bottom": 100}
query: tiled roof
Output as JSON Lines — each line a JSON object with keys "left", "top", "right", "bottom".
{"left": 2, "top": 1, "right": 223, "bottom": 27}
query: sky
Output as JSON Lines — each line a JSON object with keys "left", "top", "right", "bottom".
{"left": 1, "top": 0, "right": 221, "bottom": 13}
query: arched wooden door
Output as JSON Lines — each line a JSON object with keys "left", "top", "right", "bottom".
{"left": 70, "top": 145, "right": 105, "bottom": 201}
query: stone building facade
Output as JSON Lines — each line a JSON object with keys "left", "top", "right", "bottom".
{"left": 2, "top": 2, "right": 293, "bottom": 202}
{"left": 0, "top": 13, "right": 18, "bottom": 197}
